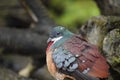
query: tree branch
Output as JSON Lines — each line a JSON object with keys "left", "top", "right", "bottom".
{"left": 0, "top": 27, "right": 47, "bottom": 56}
{"left": 95, "top": 0, "right": 120, "bottom": 16}
{"left": 19, "top": 0, "right": 57, "bottom": 34}
{"left": 20, "top": 0, "right": 56, "bottom": 25}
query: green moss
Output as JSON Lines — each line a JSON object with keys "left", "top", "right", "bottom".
{"left": 112, "top": 57, "right": 120, "bottom": 65}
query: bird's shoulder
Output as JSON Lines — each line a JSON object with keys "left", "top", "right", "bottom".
{"left": 63, "top": 35, "right": 100, "bottom": 57}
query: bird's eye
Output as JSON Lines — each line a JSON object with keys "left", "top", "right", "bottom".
{"left": 57, "top": 32, "right": 60, "bottom": 35}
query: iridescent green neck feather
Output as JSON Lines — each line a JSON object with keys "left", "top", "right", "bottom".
{"left": 51, "top": 29, "right": 74, "bottom": 49}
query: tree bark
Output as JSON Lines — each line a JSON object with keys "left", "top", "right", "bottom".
{"left": 95, "top": 0, "right": 120, "bottom": 16}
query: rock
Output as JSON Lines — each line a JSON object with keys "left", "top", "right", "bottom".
{"left": 31, "top": 65, "right": 55, "bottom": 80}
{"left": 80, "top": 16, "right": 120, "bottom": 49}
{"left": 0, "top": 67, "right": 36, "bottom": 80}
{"left": 0, "top": 67, "right": 18, "bottom": 80}
{"left": 103, "top": 28, "right": 120, "bottom": 73}
{"left": 80, "top": 16, "right": 108, "bottom": 48}
{"left": 0, "top": 54, "right": 34, "bottom": 77}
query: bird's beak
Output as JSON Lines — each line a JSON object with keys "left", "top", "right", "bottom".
{"left": 47, "top": 38, "right": 52, "bottom": 43}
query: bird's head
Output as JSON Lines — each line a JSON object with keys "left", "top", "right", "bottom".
{"left": 47, "top": 26, "right": 73, "bottom": 45}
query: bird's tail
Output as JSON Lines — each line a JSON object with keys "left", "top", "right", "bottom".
{"left": 71, "top": 70, "right": 100, "bottom": 80}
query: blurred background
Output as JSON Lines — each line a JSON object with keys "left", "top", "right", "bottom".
{"left": 43, "top": 0, "right": 100, "bottom": 31}
{"left": 0, "top": 0, "right": 120, "bottom": 80}
{"left": 0, "top": 0, "right": 100, "bottom": 31}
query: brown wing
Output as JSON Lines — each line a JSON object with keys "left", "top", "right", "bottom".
{"left": 64, "top": 35, "right": 109, "bottom": 78}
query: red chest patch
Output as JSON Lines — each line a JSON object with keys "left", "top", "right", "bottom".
{"left": 46, "top": 41, "right": 54, "bottom": 52}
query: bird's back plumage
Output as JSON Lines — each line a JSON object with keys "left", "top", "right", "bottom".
{"left": 63, "top": 35, "right": 109, "bottom": 78}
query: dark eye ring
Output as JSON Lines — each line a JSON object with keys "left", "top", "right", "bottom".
{"left": 57, "top": 32, "right": 60, "bottom": 35}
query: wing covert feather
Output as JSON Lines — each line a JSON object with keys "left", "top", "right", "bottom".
{"left": 63, "top": 35, "right": 109, "bottom": 78}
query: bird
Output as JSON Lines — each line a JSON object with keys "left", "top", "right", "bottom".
{"left": 46, "top": 26, "right": 109, "bottom": 80}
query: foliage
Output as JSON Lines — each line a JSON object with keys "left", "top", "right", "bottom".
{"left": 48, "top": 0, "right": 100, "bottom": 30}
